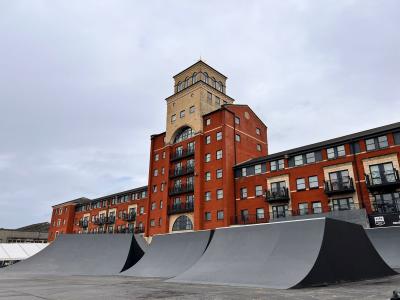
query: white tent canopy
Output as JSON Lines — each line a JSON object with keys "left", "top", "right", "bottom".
{"left": 0, "top": 243, "right": 48, "bottom": 261}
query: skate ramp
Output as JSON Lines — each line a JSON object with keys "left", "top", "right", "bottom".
{"left": 169, "top": 218, "right": 395, "bottom": 289}
{"left": 121, "top": 230, "right": 213, "bottom": 278}
{"left": 366, "top": 227, "right": 400, "bottom": 269}
{"left": 2, "top": 234, "right": 145, "bottom": 275}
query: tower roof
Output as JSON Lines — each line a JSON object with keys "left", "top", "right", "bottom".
{"left": 173, "top": 60, "right": 228, "bottom": 80}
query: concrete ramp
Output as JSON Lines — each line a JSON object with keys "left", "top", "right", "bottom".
{"left": 169, "top": 218, "right": 395, "bottom": 289}
{"left": 2, "top": 234, "right": 144, "bottom": 275}
{"left": 366, "top": 227, "right": 400, "bottom": 269}
{"left": 121, "top": 230, "right": 212, "bottom": 278}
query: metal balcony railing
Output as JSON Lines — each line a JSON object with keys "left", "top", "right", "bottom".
{"left": 231, "top": 214, "right": 269, "bottom": 225}
{"left": 265, "top": 187, "right": 290, "bottom": 203}
{"left": 93, "top": 216, "right": 116, "bottom": 225}
{"left": 168, "top": 184, "right": 194, "bottom": 196}
{"left": 170, "top": 148, "right": 195, "bottom": 162}
{"left": 169, "top": 166, "right": 195, "bottom": 178}
{"left": 167, "top": 202, "right": 194, "bottom": 215}
{"left": 324, "top": 177, "right": 355, "bottom": 195}
{"left": 365, "top": 169, "right": 400, "bottom": 191}
{"left": 122, "top": 212, "right": 136, "bottom": 222}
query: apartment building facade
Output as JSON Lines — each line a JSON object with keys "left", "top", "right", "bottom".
{"left": 48, "top": 61, "right": 400, "bottom": 241}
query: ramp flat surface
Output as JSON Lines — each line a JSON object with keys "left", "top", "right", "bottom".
{"left": 121, "top": 230, "right": 212, "bottom": 278}
{"left": 366, "top": 227, "right": 400, "bottom": 269}
{"left": 170, "top": 218, "right": 395, "bottom": 289}
{"left": 2, "top": 234, "right": 144, "bottom": 275}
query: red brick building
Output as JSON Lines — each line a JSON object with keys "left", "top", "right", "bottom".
{"left": 48, "top": 61, "right": 400, "bottom": 241}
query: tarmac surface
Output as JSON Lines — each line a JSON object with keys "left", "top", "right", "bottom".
{"left": 0, "top": 273, "right": 399, "bottom": 300}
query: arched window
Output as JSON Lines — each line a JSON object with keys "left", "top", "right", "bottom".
{"left": 176, "top": 82, "right": 181, "bottom": 92}
{"left": 211, "top": 77, "right": 216, "bottom": 88}
{"left": 217, "top": 81, "right": 223, "bottom": 92}
{"left": 203, "top": 72, "right": 209, "bottom": 84}
{"left": 185, "top": 77, "right": 190, "bottom": 87}
{"left": 172, "top": 215, "right": 193, "bottom": 231}
{"left": 192, "top": 73, "right": 198, "bottom": 84}
{"left": 173, "top": 126, "right": 193, "bottom": 143}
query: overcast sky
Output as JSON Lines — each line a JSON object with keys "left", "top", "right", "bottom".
{"left": 0, "top": 1, "right": 399, "bottom": 228}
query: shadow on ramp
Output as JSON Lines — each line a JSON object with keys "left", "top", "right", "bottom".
{"left": 1, "top": 234, "right": 145, "bottom": 276}
{"left": 169, "top": 218, "right": 396, "bottom": 289}
{"left": 120, "top": 230, "right": 213, "bottom": 278}
{"left": 366, "top": 227, "right": 400, "bottom": 269}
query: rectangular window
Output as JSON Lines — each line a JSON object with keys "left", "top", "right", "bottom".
{"left": 350, "top": 142, "right": 360, "bottom": 154}
{"left": 327, "top": 145, "right": 346, "bottom": 159}
{"left": 312, "top": 202, "right": 322, "bottom": 214}
{"left": 161, "top": 167, "right": 165, "bottom": 175}
{"left": 207, "top": 92, "right": 212, "bottom": 104}
{"left": 162, "top": 151, "right": 166, "bottom": 159}
{"left": 296, "top": 178, "right": 306, "bottom": 190}
{"left": 394, "top": 132, "right": 400, "bottom": 145}
{"left": 205, "top": 191, "right": 211, "bottom": 201}
{"left": 235, "top": 116, "right": 240, "bottom": 124}
{"left": 216, "top": 150, "right": 223, "bottom": 160}
{"left": 240, "top": 187, "right": 248, "bottom": 199}
{"left": 206, "top": 118, "right": 211, "bottom": 126}
{"left": 154, "top": 154, "right": 159, "bottom": 161}
{"left": 171, "top": 114, "right": 176, "bottom": 123}
{"left": 331, "top": 197, "right": 355, "bottom": 211}
{"left": 241, "top": 168, "right": 247, "bottom": 176}
{"left": 254, "top": 164, "right": 262, "bottom": 174}
{"left": 189, "top": 106, "right": 195, "bottom": 113}
{"left": 151, "top": 202, "right": 156, "bottom": 210}
{"left": 255, "top": 185, "right": 263, "bottom": 197}
{"left": 152, "top": 185, "right": 157, "bottom": 192}
{"left": 216, "top": 131, "right": 222, "bottom": 140}
{"left": 294, "top": 155, "right": 303, "bottom": 166}
{"left": 270, "top": 159, "right": 284, "bottom": 171}
{"left": 205, "top": 135, "right": 211, "bottom": 144}
{"left": 139, "top": 207, "right": 144, "bottom": 214}
{"left": 309, "top": 176, "right": 319, "bottom": 189}
{"left": 215, "top": 96, "right": 220, "bottom": 106}
{"left": 205, "top": 172, "right": 211, "bottom": 181}
{"left": 306, "top": 152, "right": 315, "bottom": 163}
{"left": 216, "top": 169, "right": 223, "bottom": 179}
{"left": 205, "top": 153, "right": 211, "bottom": 162}
{"left": 217, "top": 189, "right": 223, "bottom": 199}
{"left": 217, "top": 210, "right": 224, "bottom": 220}
{"left": 180, "top": 110, "right": 185, "bottom": 118}
{"left": 256, "top": 128, "right": 261, "bottom": 135}
{"left": 257, "top": 144, "right": 262, "bottom": 151}
{"left": 235, "top": 134, "right": 241, "bottom": 142}
{"left": 256, "top": 208, "right": 265, "bottom": 220}
{"left": 205, "top": 212, "right": 211, "bottom": 221}
{"left": 366, "top": 135, "right": 388, "bottom": 151}
{"left": 298, "top": 203, "right": 309, "bottom": 215}
{"left": 150, "top": 219, "right": 155, "bottom": 227}
{"left": 153, "top": 169, "right": 158, "bottom": 176}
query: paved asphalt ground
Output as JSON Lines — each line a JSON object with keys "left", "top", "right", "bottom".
{"left": 0, "top": 273, "right": 399, "bottom": 300}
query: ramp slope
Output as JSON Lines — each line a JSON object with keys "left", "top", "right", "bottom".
{"left": 366, "top": 227, "right": 400, "bottom": 269}
{"left": 3, "top": 234, "right": 144, "bottom": 275}
{"left": 121, "top": 230, "right": 212, "bottom": 278}
{"left": 170, "top": 218, "right": 395, "bottom": 289}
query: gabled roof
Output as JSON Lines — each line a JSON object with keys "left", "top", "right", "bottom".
{"left": 173, "top": 60, "right": 228, "bottom": 79}
{"left": 235, "top": 121, "right": 400, "bottom": 169}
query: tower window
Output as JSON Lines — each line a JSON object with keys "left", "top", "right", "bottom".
{"left": 207, "top": 92, "right": 212, "bottom": 104}
{"left": 190, "top": 106, "right": 195, "bottom": 113}
{"left": 171, "top": 114, "right": 176, "bottom": 123}
{"left": 235, "top": 116, "right": 240, "bottom": 125}
{"left": 180, "top": 110, "right": 185, "bottom": 118}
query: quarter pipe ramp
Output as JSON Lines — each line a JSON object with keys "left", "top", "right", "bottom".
{"left": 366, "top": 227, "right": 400, "bottom": 269}
{"left": 169, "top": 218, "right": 396, "bottom": 289}
{"left": 121, "top": 230, "right": 213, "bottom": 278}
{"left": 2, "top": 234, "right": 145, "bottom": 275}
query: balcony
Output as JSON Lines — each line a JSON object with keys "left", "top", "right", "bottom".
{"left": 167, "top": 202, "right": 194, "bottom": 215}
{"left": 324, "top": 177, "right": 355, "bottom": 196}
{"left": 78, "top": 220, "right": 89, "bottom": 228}
{"left": 365, "top": 169, "right": 400, "bottom": 192}
{"left": 122, "top": 212, "right": 136, "bottom": 222}
{"left": 170, "top": 148, "right": 195, "bottom": 162}
{"left": 231, "top": 214, "right": 269, "bottom": 225}
{"left": 93, "top": 216, "right": 116, "bottom": 225}
{"left": 265, "top": 187, "right": 290, "bottom": 203}
{"left": 169, "top": 166, "right": 195, "bottom": 179}
{"left": 169, "top": 184, "right": 194, "bottom": 196}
